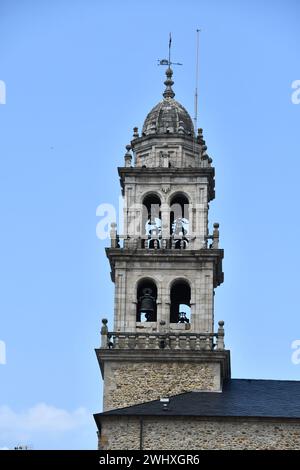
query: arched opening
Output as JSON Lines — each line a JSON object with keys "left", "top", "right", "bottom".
{"left": 136, "top": 279, "right": 157, "bottom": 322}
{"left": 170, "top": 280, "right": 191, "bottom": 323}
{"left": 169, "top": 193, "right": 189, "bottom": 249}
{"left": 142, "top": 194, "right": 161, "bottom": 248}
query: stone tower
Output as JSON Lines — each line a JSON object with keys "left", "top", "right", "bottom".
{"left": 96, "top": 66, "right": 230, "bottom": 413}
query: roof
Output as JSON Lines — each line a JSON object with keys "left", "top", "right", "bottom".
{"left": 95, "top": 379, "right": 300, "bottom": 421}
{"left": 142, "top": 97, "right": 194, "bottom": 136}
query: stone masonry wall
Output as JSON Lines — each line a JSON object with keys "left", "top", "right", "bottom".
{"left": 99, "top": 416, "right": 300, "bottom": 450}
{"left": 103, "top": 361, "right": 220, "bottom": 411}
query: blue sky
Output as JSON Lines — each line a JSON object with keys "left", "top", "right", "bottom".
{"left": 0, "top": 0, "right": 299, "bottom": 449}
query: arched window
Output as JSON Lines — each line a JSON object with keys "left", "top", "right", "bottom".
{"left": 136, "top": 279, "right": 157, "bottom": 322}
{"left": 170, "top": 280, "right": 191, "bottom": 323}
{"left": 142, "top": 194, "right": 161, "bottom": 248}
{"left": 169, "top": 194, "right": 189, "bottom": 249}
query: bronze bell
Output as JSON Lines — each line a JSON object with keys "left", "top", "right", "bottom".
{"left": 139, "top": 288, "right": 155, "bottom": 321}
{"left": 178, "top": 311, "right": 189, "bottom": 323}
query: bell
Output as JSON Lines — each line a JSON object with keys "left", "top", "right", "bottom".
{"left": 139, "top": 288, "right": 155, "bottom": 321}
{"left": 178, "top": 311, "right": 189, "bottom": 323}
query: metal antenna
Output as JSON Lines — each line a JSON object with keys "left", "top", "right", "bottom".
{"left": 194, "top": 29, "right": 201, "bottom": 135}
{"left": 158, "top": 33, "right": 183, "bottom": 67}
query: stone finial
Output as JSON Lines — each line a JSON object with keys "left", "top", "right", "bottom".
{"left": 216, "top": 320, "right": 225, "bottom": 350}
{"left": 101, "top": 318, "right": 108, "bottom": 334}
{"left": 211, "top": 223, "right": 220, "bottom": 249}
{"left": 124, "top": 145, "right": 132, "bottom": 167}
{"left": 197, "top": 128, "right": 204, "bottom": 144}
{"left": 133, "top": 127, "right": 139, "bottom": 139}
{"left": 163, "top": 67, "right": 175, "bottom": 99}
{"left": 197, "top": 128, "right": 210, "bottom": 161}
{"left": 100, "top": 318, "right": 108, "bottom": 348}
{"left": 110, "top": 222, "right": 119, "bottom": 248}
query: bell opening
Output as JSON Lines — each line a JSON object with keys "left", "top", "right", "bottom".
{"left": 170, "top": 193, "right": 189, "bottom": 249}
{"left": 137, "top": 279, "right": 157, "bottom": 322}
{"left": 142, "top": 194, "right": 161, "bottom": 248}
{"left": 170, "top": 280, "right": 191, "bottom": 323}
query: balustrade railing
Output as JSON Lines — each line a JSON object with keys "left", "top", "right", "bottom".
{"left": 100, "top": 320, "right": 225, "bottom": 351}
{"left": 109, "top": 223, "right": 220, "bottom": 250}
{"left": 111, "top": 235, "right": 194, "bottom": 250}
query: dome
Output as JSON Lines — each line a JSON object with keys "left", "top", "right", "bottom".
{"left": 142, "top": 98, "right": 194, "bottom": 136}
{"left": 142, "top": 68, "right": 194, "bottom": 137}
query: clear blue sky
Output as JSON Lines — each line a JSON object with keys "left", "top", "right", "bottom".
{"left": 0, "top": 0, "right": 299, "bottom": 450}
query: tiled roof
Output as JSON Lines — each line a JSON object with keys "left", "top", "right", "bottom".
{"left": 95, "top": 379, "right": 300, "bottom": 420}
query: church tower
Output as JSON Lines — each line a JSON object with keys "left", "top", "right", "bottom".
{"left": 94, "top": 46, "right": 300, "bottom": 453}
{"left": 96, "top": 64, "right": 230, "bottom": 414}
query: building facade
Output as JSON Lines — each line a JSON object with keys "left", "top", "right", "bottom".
{"left": 94, "top": 65, "right": 300, "bottom": 450}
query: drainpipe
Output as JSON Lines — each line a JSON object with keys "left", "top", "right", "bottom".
{"left": 139, "top": 417, "right": 144, "bottom": 450}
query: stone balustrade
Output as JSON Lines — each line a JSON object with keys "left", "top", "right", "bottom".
{"left": 109, "top": 223, "right": 219, "bottom": 250}
{"left": 100, "top": 320, "right": 225, "bottom": 351}
{"left": 110, "top": 234, "right": 207, "bottom": 250}
{"left": 124, "top": 235, "right": 191, "bottom": 250}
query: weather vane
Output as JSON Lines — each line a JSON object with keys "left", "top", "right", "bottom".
{"left": 157, "top": 33, "right": 182, "bottom": 67}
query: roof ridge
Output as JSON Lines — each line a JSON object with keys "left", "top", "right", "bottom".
{"left": 230, "top": 378, "right": 300, "bottom": 383}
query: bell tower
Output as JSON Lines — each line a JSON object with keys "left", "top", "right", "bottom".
{"left": 96, "top": 65, "right": 230, "bottom": 413}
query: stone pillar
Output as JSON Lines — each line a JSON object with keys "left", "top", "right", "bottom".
{"left": 156, "top": 282, "right": 163, "bottom": 328}
{"left": 161, "top": 203, "right": 170, "bottom": 242}
{"left": 160, "top": 283, "right": 170, "bottom": 326}
{"left": 190, "top": 279, "right": 198, "bottom": 331}
{"left": 198, "top": 270, "right": 214, "bottom": 333}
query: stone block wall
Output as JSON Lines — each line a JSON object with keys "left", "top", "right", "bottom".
{"left": 99, "top": 416, "right": 300, "bottom": 450}
{"left": 103, "top": 361, "right": 221, "bottom": 411}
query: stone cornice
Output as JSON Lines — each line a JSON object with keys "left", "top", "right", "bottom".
{"left": 106, "top": 247, "right": 224, "bottom": 287}
{"left": 118, "top": 166, "right": 215, "bottom": 200}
